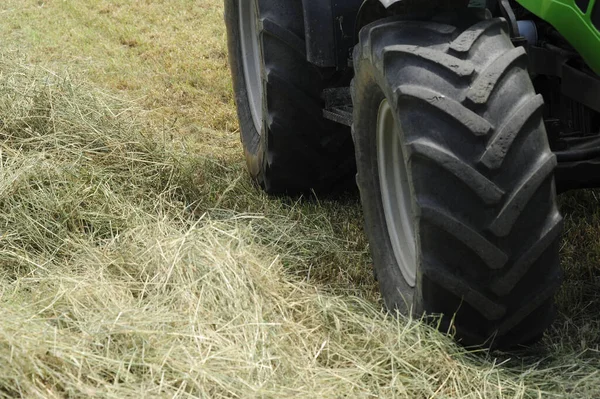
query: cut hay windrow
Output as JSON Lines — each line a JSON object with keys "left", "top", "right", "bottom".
{"left": 0, "top": 5, "right": 598, "bottom": 397}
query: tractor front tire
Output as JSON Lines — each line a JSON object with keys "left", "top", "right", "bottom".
{"left": 225, "top": 0, "right": 355, "bottom": 194}
{"left": 352, "top": 14, "right": 563, "bottom": 348}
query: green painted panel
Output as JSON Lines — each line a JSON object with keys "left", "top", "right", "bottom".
{"left": 517, "top": 0, "right": 600, "bottom": 75}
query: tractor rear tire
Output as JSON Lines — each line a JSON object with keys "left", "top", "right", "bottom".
{"left": 224, "top": 0, "right": 355, "bottom": 194}
{"left": 352, "top": 14, "right": 563, "bottom": 348}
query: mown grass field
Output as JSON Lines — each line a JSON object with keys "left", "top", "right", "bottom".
{"left": 0, "top": 0, "right": 600, "bottom": 397}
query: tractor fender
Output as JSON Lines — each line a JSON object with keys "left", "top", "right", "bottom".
{"left": 302, "top": 0, "right": 363, "bottom": 68}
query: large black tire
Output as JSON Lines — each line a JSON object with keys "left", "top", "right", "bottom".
{"left": 352, "top": 14, "right": 563, "bottom": 348}
{"left": 224, "top": 0, "right": 355, "bottom": 194}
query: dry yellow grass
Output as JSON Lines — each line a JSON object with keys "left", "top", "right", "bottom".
{"left": 0, "top": 0, "right": 238, "bottom": 158}
{"left": 0, "top": 1, "right": 599, "bottom": 398}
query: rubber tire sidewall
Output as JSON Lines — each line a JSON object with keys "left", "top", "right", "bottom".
{"left": 353, "top": 75, "right": 423, "bottom": 316}
{"left": 225, "top": 0, "right": 265, "bottom": 181}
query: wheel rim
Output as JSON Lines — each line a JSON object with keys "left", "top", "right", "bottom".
{"left": 239, "top": 0, "right": 263, "bottom": 133}
{"left": 377, "top": 99, "right": 417, "bottom": 287}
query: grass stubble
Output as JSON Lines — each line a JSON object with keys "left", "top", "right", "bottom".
{"left": 0, "top": 1, "right": 599, "bottom": 398}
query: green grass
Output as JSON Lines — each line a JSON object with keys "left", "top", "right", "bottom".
{"left": 0, "top": 0, "right": 599, "bottom": 397}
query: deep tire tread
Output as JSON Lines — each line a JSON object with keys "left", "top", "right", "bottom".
{"left": 361, "top": 21, "right": 457, "bottom": 61}
{"left": 265, "top": 69, "right": 324, "bottom": 120}
{"left": 409, "top": 139, "right": 504, "bottom": 204}
{"left": 260, "top": 18, "right": 307, "bottom": 57}
{"left": 496, "top": 277, "right": 562, "bottom": 336}
{"left": 397, "top": 85, "right": 493, "bottom": 136}
{"left": 491, "top": 213, "right": 563, "bottom": 296}
{"left": 225, "top": 0, "right": 354, "bottom": 194}
{"left": 489, "top": 154, "right": 558, "bottom": 237}
{"left": 480, "top": 94, "right": 545, "bottom": 170}
{"left": 421, "top": 205, "right": 508, "bottom": 269}
{"left": 353, "top": 15, "right": 562, "bottom": 348}
{"left": 449, "top": 18, "right": 508, "bottom": 54}
{"left": 466, "top": 47, "right": 528, "bottom": 105}
{"left": 422, "top": 259, "right": 506, "bottom": 321}
{"left": 383, "top": 46, "right": 475, "bottom": 78}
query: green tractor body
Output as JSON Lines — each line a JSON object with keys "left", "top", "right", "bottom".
{"left": 518, "top": 0, "right": 600, "bottom": 74}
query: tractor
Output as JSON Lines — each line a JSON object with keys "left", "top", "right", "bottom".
{"left": 224, "top": 0, "right": 600, "bottom": 348}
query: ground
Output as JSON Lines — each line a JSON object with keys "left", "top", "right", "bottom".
{"left": 0, "top": 0, "right": 599, "bottom": 398}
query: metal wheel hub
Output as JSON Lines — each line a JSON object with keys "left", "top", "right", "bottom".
{"left": 376, "top": 99, "right": 417, "bottom": 287}
{"left": 239, "top": 0, "right": 263, "bottom": 133}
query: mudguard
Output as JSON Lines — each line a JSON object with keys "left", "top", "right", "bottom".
{"left": 302, "top": 0, "right": 363, "bottom": 67}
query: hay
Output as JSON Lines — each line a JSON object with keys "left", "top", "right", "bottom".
{"left": 0, "top": 48, "right": 598, "bottom": 399}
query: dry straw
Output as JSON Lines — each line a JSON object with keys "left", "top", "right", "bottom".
{"left": 0, "top": 55, "right": 597, "bottom": 398}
